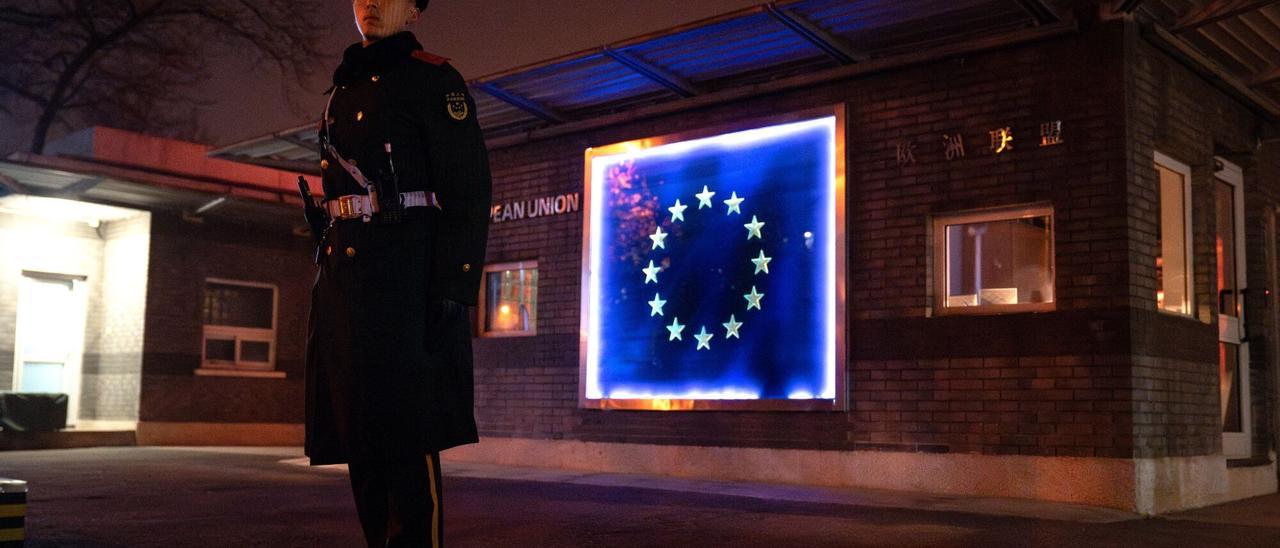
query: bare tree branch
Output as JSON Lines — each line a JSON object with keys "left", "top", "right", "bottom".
{"left": 0, "top": 0, "right": 327, "bottom": 153}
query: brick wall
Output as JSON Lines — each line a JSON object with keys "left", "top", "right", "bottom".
{"left": 1125, "top": 20, "right": 1280, "bottom": 459}
{"left": 471, "top": 20, "right": 1164, "bottom": 457}
{"left": 138, "top": 210, "right": 313, "bottom": 423}
{"left": 80, "top": 212, "right": 151, "bottom": 420}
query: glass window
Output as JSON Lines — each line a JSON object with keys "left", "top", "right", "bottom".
{"left": 203, "top": 283, "right": 274, "bottom": 328}
{"left": 1220, "top": 342, "right": 1242, "bottom": 433}
{"left": 482, "top": 261, "right": 537, "bottom": 336}
{"left": 1155, "top": 153, "right": 1193, "bottom": 315}
{"left": 933, "top": 204, "right": 1054, "bottom": 314}
{"left": 200, "top": 279, "right": 277, "bottom": 371}
{"left": 1215, "top": 180, "right": 1238, "bottom": 317}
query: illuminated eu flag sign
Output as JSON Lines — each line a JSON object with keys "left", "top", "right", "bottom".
{"left": 581, "top": 110, "right": 846, "bottom": 411}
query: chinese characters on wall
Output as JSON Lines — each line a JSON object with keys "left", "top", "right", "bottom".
{"left": 894, "top": 120, "right": 1064, "bottom": 167}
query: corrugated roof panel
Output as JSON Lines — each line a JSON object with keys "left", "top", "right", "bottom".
{"left": 1184, "top": 32, "right": 1255, "bottom": 75}
{"left": 624, "top": 11, "right": 828, "bottom": 86}
{"left": 791, "top": 0, "right": 990, "bottom": 36}
{"left": 473, "top": 91, "right": 543, "bottom": 132}
{"left": 565, "top": 89, "right": 685, "bottom": 119}
{"left": 491, "top": 52, "right": 674, "bottom": 114}
{"left": 841, "top": 1, "right": 1032, "bottom": 55}
{"left": 1202, "top": 22, "right": 1270, "bottom": 72}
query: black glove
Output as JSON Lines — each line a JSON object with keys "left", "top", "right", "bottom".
{"left": 297, "top": 176, "right": 329, "bottom": 243}
{"left": 425, "top": 298, "right": 464, "bottom": 354}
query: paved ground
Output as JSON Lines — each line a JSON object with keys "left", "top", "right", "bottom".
{"left": 1, "top": 446, "right": 1279, "bottom": 547}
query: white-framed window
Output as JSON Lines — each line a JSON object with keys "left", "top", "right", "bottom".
{"left": 1154, "top": 151, "right": 1195, "bottom": 317}
{"left": 479, "top": 260, "right": 537, "bottom": 337}
{"left": 197, "top": 277, "right": 282, "bottom": 378}
{"left": 931, "top": 202, "right": 1055, "bottom": 315}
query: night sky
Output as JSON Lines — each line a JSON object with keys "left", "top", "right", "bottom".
{"left": 1, "top": 0, "right": 762, "bottom": 155}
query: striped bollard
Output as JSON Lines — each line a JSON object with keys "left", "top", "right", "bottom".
{"left": 0, "top": 479, "right": 25, "bottom": 547}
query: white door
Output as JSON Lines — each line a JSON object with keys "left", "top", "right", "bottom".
{"left": 1215, "top": 158, "right": 1250, "bottom": 458}
{"left": 12, "top": 272, "right": 88, "bottom": 426}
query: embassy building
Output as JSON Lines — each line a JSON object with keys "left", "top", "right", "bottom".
{"left": 220, "top": 0, "right": 1280, "bottom": 514}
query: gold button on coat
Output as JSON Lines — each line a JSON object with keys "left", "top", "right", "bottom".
{"left": 320, "top": 159, "right": 329, "bottom": 169}
{"left": 325, "top": 245, "right": 332, "bottom": 255}
{"left": 462, "top": 263, "right": 471, "bottom": 272}
{"left": 346, "top": 246, "right": 356, "bottom": 257}
{"left": 371, "top": 75, "right": 380, "bottom": 82}
{"left": 355, "top": 111, "right": 364, "bottom": 121}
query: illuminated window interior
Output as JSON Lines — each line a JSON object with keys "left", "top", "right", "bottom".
{"left": 482, "top": 261, "right": 538, "bottom": 336}
{"left": 1155, "top": 155, "right": 1192, "bottom": 315}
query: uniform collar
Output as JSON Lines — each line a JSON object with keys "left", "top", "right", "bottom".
{"left": 332, "top": 30, "right": 423, "bottom": 86}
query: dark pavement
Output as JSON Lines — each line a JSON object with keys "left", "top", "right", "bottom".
{"left": 1, "top": 446, "right": 1279, "bottom": 547}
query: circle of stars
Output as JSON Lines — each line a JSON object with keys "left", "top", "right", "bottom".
{"left": 641, "top": 185, "right": 771, "bottom": 351}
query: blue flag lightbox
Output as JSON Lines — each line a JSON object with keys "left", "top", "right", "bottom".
{"left": 580, "top": 108, "right": 847, "bottom": 411}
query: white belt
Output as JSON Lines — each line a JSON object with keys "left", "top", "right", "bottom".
{"left": 324, "top": 191, "right": 441, "bottom": 221}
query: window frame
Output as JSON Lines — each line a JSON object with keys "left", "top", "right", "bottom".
{"left": 1153, "top": 151, "right": 1196, "bottom": 319}
{"left": 1215, "top": 156, "right": 1251, "bottom": 458}
{"left": 478, "top": 260, "right": 539, "bottom": 338}
{"left": 196, "top": 277, "right": 281, "bottom": 377}
{"left": 931, "top": 201, "right": 1057, "bottom": 316}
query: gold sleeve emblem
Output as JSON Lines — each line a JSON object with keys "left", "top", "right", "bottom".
{"left": 445, "top": 91, "right": 469, "bottom": 121}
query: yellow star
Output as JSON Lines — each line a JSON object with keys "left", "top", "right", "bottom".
{"left": 751, "top": 249, "right": 772, "bottom": 274}
{"left": 744, "top": 286, "right": 764, "bottom": 310}
{"left": 648, "top": 293, "right": 666, "bottom": 316}
{"left": 642, "top": 260, "right": 661, "bottom": 284}
{"left": 649, "top": 226, "right": 668, "bottom": 250}
{"left": 695, "top": 185, "right": 716, "bottom": 209}
{"left": 743, "top": 215, "right": 764, "bottom": 240}
{"left": 722, "top": 315, "right": 742, "bottom": 339}
{"left": 668, "top": 199, "right": 688, "bottom": 222}
{"left": 666, "top": 316, "right": 685, "bottom": 341}
{"left": 723, "top": 191, "right": 744, "bottom": 215}
{"left": 694, "top": 326, "right": 713, "bottom": 350}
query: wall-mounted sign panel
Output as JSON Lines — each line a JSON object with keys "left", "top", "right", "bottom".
{"left": 580, "top": 107, "right": 846, "bottom": 411}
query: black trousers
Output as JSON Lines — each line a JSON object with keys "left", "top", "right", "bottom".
{"left": 348, "top": 453, "right": 445, "bottom": 547}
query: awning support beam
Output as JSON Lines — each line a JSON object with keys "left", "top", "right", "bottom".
{"left": 764, "top": 3, "right": 868, "bottom": 64}
{"left": 1172, "top": 0, "right": 1279, "bottom": 34}
{"left": 54, "top": 176, "right": 103, "bottom": 198}
{"left": 0, "top": 173, "right": 28, "bottom": 196}
{"left": 1014, "top": 0, "right": 1062, "bottom": 24}
{"left": 1251, "top": 65, "right": 1280, "bottom": 88}
{"left": 474, "top": 82, "right": 567, "bottom": 124}
{"left": 602, "top": 46, "right": 706, "bottom": 97}
{"left": 1113, "top": 0, "right": 1145, "bottom": 14}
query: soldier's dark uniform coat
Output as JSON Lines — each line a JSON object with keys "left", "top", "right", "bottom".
{"left": 304, "top": 30, "right": 491, "bottom": 465}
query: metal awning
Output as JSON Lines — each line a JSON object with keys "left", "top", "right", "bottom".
{"left": 210, "top": 0, "right": 1073, "bottom": 171}
{"left": 1117, "top": 0, "right": 1280, "bottom": 118}
{"left": 0, "top": 152, "right": 304, "bottom": 229}
{"left": 209, "top": 0, "right": 1280, "bottom": 172}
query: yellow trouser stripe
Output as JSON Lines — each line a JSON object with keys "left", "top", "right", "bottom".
{"left": 0, "top": 504, "right": 23, "bottom": 518}
{"left": 426, "top": 454, "right": 439, "bottom": 548}
{"left": 0, "top": 527, "right": 23, "bottom": 541}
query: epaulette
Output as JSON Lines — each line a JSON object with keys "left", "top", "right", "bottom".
{"left": 410, "top": 50, "right": 450, "bottom": 65}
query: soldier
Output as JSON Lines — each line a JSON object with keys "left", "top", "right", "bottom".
{"left": 301, "top": 0, "right": 491, "bottom": 546}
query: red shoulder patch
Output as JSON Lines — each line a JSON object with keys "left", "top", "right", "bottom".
{"left": 410, "top": 50, "right": 450, "bottom": 65}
